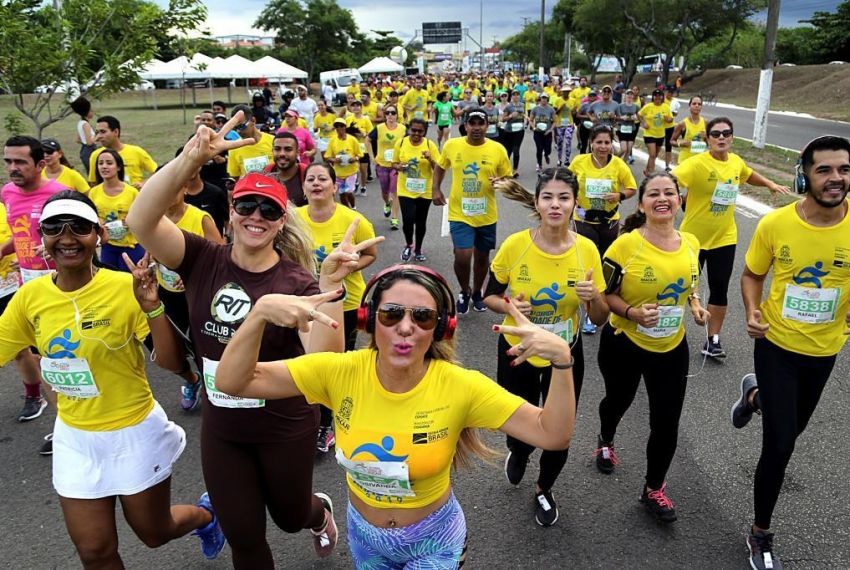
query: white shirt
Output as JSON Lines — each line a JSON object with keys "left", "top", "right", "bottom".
{"left": 290, "top": 97, "right": 319, "bottom": 126}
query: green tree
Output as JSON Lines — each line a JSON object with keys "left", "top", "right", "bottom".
{"left": 802, "top": 0, "right": 850, "bottom": 63}
{"left": 572, "top": 0, "right": 646, "bottom": 84}
{"left": 501, "top": 20, "right": 565, "bottom": 71}
{"left": 0, "top": 0, "right": 206, "bottom": 138}
{"left": 255, "top": 0, "right": 363, "bottom": 80}
{"left": 689, "top": 22, "right": 765, "bottom": 69}
{"left": 775, "top": 27, "right": 821, "bottom": 66}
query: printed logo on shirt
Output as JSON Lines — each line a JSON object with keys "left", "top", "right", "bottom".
{"left": 530, "top": 282, "right": 566, "bottom": 312}
{"left": 792, "top": 262, "right": 828, "bottom": 288}
{"left": 517, "top": 264, "right": 531, "bottom": 284}
{"left": 314, "top": 245, "right": 329, "bottom": 265}
{"left": 351, "top": 436, "right": 408, "bottom": 462}
{"left": 80, "top": 319, "right": 111, "bottom": 330}
{"left": 336, "top": 396, "right": 353, "bottom": 432}
{"left": 46, "top": 329, "right": 80, "bottom": 359}
{"left": 210, "top": 282, "right": 252, "bottom": 323}
{"left": 656, "top": 278, "right": 688, "bottom": 305}
{"left": 832, "top": 247, "right": 850, "bottom": 269}
{"left": 777, "top": 245, "right": 793, "bottom": 265}
{"left": 412, "top": 427, "right": 448, "bottom": 445}
{"left": 641, "top": 265, "right": 656, "bottom": 283}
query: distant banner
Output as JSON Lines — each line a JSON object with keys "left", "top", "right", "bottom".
{"left": 423, "top": 22, "right": 462, "bottom": 44}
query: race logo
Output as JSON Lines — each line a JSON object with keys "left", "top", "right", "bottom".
{"left": 517, "top": 264, "right": 531, "bottom": 283}
{"left": 641, "top": 265, "right": 656, "bottom": 283}
{"left": 350, "top": 436, "right": 408, "bottom": 462}
{"left": 314, "top": 245, "right": 329, "bottom": 265}
{"left": 336, "top": 396, "right": 353, "bottom": 432}
{"left": 792, "top": 262, "right": 828, "bottom": 288}
{"left": 777, "top": 245, "right": 793, "bottom": 265}
{"left": 210, "top": 282, "right": 252, "bottom": 324}
{"left": 46, "top": 329, "right": 80, "bottom": 359}
{"left": 531, "top": 282, "right": 566, "bottom": 312}
{"left": 462, "top": 162, "right": 480, "bottom": 177}
{"left": 405, "top": 157, "right": 421, "bottom": 178}
{"left": 656, "top": 278, "right": 688, "bottom": 305}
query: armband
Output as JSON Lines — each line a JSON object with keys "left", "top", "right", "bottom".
{"left": 145, "top": 302, "right": 165, "bottom": 319}
{"left": 602, "top": 258, "right": 624, "bottom": 295}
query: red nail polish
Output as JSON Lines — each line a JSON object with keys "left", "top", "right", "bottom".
{"left": 504, "top": 296, "right": 511, "bottom": 304}
{"left": 510, "top": 360, "right": 517, "bottom": 367}
{"left": 492, "top": 325, "right": 499, "bottom": 331}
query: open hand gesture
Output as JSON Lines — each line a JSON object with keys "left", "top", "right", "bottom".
{"left": 320, "top": 218, "right": 384, "bottom": 285}
{"left": 181, "top": 111, "right": 257, "bottom": 168}
{"left": 493, "top": 297, "right": 572, "bottom": 367}
{"left": 124, "top": 252, "right": 159, "bottom": 312}
{"left": 256, "top": 289, "right": 345, "bottom": 332}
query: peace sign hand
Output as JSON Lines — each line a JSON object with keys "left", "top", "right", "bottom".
{"left": 492, "top": 297, "right": 572, "bottom": 367}
{"left": 124, "top": 252, "right": 159, "bottom": 312}
{"left": 319, "top": 218, "right": 385, "bottom": 285}
{"left": 255, "top": 289, "right": 344, "bottom": 333}
{"left": 181, "top": 111, "right": 256, "bottom": 168}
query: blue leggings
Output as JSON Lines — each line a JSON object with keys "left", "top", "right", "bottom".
{"left": 347, "top": 494, "right": 467, "bottom": 569}
{"left": 99, "top": 243, "right": 145, "bottom": 273}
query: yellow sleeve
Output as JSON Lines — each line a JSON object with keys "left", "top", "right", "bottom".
{"left": 392, "top": 138, "right": 403, "bottom": 163}
{"left": 227, "top": 151, "right": 241, "bottom": 177}
{"left": 583, "top": 239, "right": 606, "bottom": 291}
{"left": 140, "top": 148, "right": 157, "bottom": 176}
{"left": 88, "top": 148, "right": 103, "bottom": 183}
{"left": 429, "top": 140, "right": 441, "bottom": 166}
{"left": 744, "top": 214, "right": 775, "bottom": 276}
{"left": 617, "top": 160, "right": 637, "bottom": 189}
{"left": 489, "top": 238, "right": 514, "bottom": 284}
{"left": 287, "top": 350, "right": 351, "bottom": 409}
{"left": 354, "top": 212, "right": 376, "bottom": 243}
{"left": 602, "top": 230, "right": 628, "bottom": 263}
{"left": 437, "top": 141, "right": 452, "bottom": 169}
{"left": 496, "top": 144, "right": 513, "bottom": 177}
{"left": 462, "top": 369, "right": 525, "bottom": 430}
{"left": 671, "top": 156, "right": 696, "bottom": 189}
{"left": 0, "top": 286, "right": 35, "bottom": 365}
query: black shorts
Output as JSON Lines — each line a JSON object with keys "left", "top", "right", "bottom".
{"left": 644, "top": 136, "right": 665, "bottom": 148}
{"left": 617, "top": 129, "right": 637, "bottom": 142}
{"left": 664, "top": 127, "right": 675, "bottom": 152}
{"left": 359, "top": 153, "right": 370, "bottom": 164}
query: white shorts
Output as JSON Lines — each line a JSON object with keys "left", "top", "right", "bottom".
{"left": 53, "top": 401, "right": 186, "bottom": 499}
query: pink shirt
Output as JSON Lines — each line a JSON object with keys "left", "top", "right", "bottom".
{"left": 276, "top": 127, "right": 316, "bottom": 167}
{"left": 1, "top": 179, "right": 66, "bottom": 273}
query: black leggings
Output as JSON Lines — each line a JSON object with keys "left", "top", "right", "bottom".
{"left": 398, "top": 196, "right": 431, "bottom": 252}
{"left": 497, "top": 335, "right": 584, "bottom": 491}
{"left": 597, "top": 324, "right": 689, "bottom": 489}
{"left": 698, "top": 244, "right": 736, "bottom": 306}
{"left": 752, "top": 338, "right": 835, "bottom": 529}
{"left": 320, "top": 309, "right": 359, "bottom": 428}
{"left": 501, "top": 129, "right": 524, "bottom": 170}
{"left": 575, "top": 219, "right": 620, "bottom": 257}
{"left": 533, "top": 131, "right": 553, "bottom": 166}
{"left": 201, "top": 430, "right": 326, "bottom": 569}
{"left": 578, "top": 122, "right": 591, "bottom": 153}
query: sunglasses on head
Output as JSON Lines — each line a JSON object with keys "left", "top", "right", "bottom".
{"left": 232, "top": 197, "right": 285, "bottom": 221}
{"left": 40, "top": 218, "right": 97, "bottom": 237}
{"left": 708, "top": 129, "right": 733, "bottom": 138}
{"left": 377, "top": 303, "right": 439, "bottom": 329}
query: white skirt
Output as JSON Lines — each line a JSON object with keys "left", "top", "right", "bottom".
{"left": 52, "top": 401, "right": 186, "bottom": 499}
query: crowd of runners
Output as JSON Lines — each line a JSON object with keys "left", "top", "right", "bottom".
{"left": 2, "top": 69, "right": 850, "bottom": 570}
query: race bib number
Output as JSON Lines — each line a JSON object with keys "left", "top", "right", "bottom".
{"left": 619, "top": 124, "right": 633, "bottom": 134}
{"left": 359, "top": 143, "right": 367, "bottom": 154}
{"left": 383, "top": 149, "right": 395, "bottom": 162}
{"left": 337, "top": 154, "right": 351, "bottom": 166}
{"left": 242, "top": 155, "right": 268, "bottom": 174}
{"left": 560, "top": 117, "right": 571, "bottom": 127}
{"left": 41, "top": 357, "right": 99, "bottom": 398}
{"left": 158, "top": 264, "right": 182, "bottom": 292}
{"left": 540, "top": 319, "right": 574, "bottom": 343}
{"left": 486, "top": 124, "right": 498, "bottom": 136}
{"left": 336, "top": 449, "right": 415, "bottom": 498}
{"left": 781, "top": 284, "right": 839, "bottom": 324}
{"left": 21, "top": 268, "right": 52, "bottom": 284}
{"left": 510, "top": 122, "right": 524, "bottom": 132}
{"left": 414, "top": 111, "right": 424, "bottom": 120}
{"left": 689, "top": 140, "right": 707, "bottom": 154}
{"left": 536, "top": 122, "right": 548, "bottom": 132}
{"left": 105, "top": 220, "right": 127, "bottom": 241}
{"left": 0, "top": 271, "right": 19, "bottom": 297}
{"left": 711, "top": 182, "right": 738, "bottom": 206}
{"left": 202, "top": 357, "right": 265, "bottom": 409}
{"left": 585, "top": 178, "right": 613, "bottom": 199}
{"left": 652, "top": 114, "right": 662, "bottom": 127}
{"left": 439, "top": 111, "right": 451, "bottom": 123}
{"left": 636, "top": 305, "right": 684, "bottom": 338}
{"left": 405, "top": 178, "right": 427, "bottom": 194}
{"left": 461, "top": 196, "right": 487, "bottom": 217}
{"left": 582, "top": 120, "right": 594, "bottom": 129}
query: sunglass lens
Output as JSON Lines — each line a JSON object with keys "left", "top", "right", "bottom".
{"left": 411, "top": 308, "right": 437, "bottom": 329}
{"left": 233, "top": 199, "right": 257, "bottom": 217}
{"left": 259, "top": 202, "right": 284, "bottom": 221}
{"left": 377, "top": 305, "right": 406, "bottom": 326}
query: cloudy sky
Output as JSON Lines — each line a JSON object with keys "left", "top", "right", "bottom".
{"left": 187, "top": 0, "right": 838, "bottom": 47}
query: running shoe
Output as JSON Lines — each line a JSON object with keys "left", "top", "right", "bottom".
{"left": 702, "top": 335, "right": 727, "bottom": 358}
{"left": 557, "top": 160, "right": 562, "bottom": 167}
{"left": 732, "top": 373, "right": 760, "bottom": 429}
{"left": 18, "top": 396, "right": 47, "bottom": 422}
{"left": 383, "top": 202, "right": 391, "bottom": 217}
{"left": 639, "top": 483, "right": 677, "bottom": 523}
{"left": 193, "top": 492, "right": 226, "bottom": 560}
{"left": 581, "top": 317, "right": 597, "bottom": 335}
{"left": 390, "top": 218, "right": 399, "bottom": 230}
{"left": 401, "top": 246, "right": 413, "bottom": 262}
{"left": 512, "top": 171, "right": 520, "bottom": 178}
{"left": 747, "top": 528, "right": 783, "bottom": 570}
{"left": 311, "top": 493, "right": 338, "bottom": 558}
{"left": 316, "top": 425, "right": 335, "bottom": 453}
{"left": 366, "top": 175, "right": 374, "bottom": 182}
{"left": 536, "top": 164, "right": 542, "bottom": 174}
{"left": 593, "top": 436, "right": 619, "bottom": 474}
{"left": 471, "top": 292, "right": 487, "bottom": 312}
{"left": 544, "top": 154, "right": 551, "bottom": 165}
{"left": 664, "top": 165, "right": 672, "bottom": 173}
{"left": 180, "top": 376, "right": 202, "bottom": 411}
{"left": 414, "top": 252, "right": 427, "bottom": 262}
{"left": 504, "top": 450, "right": 528, "bottom": 486}
{"left": 628, "top": 156, "right": 635, "bottom": 165}
{"left": 39, "top": 433, "right": 53, "bottom": 456}
{"left": 359, "top": 187, "right": 367, "bottom": 196}
{"left": 534, "top": 490, "right": 559, "bottom": 527}
{"left": 456, "top": 292, "right": 470, "bottom": 315}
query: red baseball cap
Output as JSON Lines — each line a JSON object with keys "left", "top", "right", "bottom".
{"left": 232, "top": 173, "right": 288, "bottom": 210}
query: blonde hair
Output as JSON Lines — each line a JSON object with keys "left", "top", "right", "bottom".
{"left": 274, "top": 207, "right": 317, "bottom": 276}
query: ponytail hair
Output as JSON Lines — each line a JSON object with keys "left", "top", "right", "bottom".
{"left": 274, "top": 210, "right": 317, "bottom": 277}
{"left": 493, "top": 167, "right": 577, "bottom": 221}
{"left": 621, "top": 172, "right": 681, "bottom": 234}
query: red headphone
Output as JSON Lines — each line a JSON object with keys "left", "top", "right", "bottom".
{"left": 356, "top": 264, "right": 457, "bottom": 341}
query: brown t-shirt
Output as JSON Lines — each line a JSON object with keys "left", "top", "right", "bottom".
{"left": 177, "top": 231, "right": 319, "bottom": 442}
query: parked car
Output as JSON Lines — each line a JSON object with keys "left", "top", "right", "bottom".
{"left": 725, "top": 65, "right": 743, "bottom": 70}
{"left": 829, "top": 61, "right": 847, "bottom": 65}
{"left": 135, "top": 80, "right": 155, "bottom": 91}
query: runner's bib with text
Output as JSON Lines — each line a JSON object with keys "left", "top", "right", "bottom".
{"left": 41, "top": 357, "right": 99, "bottom": 398}
{"left": 335, "top": 449, "right": 415, "bottom": 497}
{"left": 383, "top": 149, "right": 394, "bottom": 162}
{"left": 560, "top": 117, "right": 571, "bottom": 127}
{"left": 585, "top": 178, "right": 613, "bottom": 200}
{"left": 461, "top": 196, "right": 487, "bottom": 216}
{"left": 405, "top": 178, "right": 427, "bottom": 194}
{"left": 781, "top": 284, "right": 839, "bottom": 324}
{"left": 202, "top": 357, "right": 265, "bottom": 408}
{"left": 486, "top": 125, "right": 498, "bottom": 136}
{"left": 0, "top": 271, "right": 19, "bottom": 297}
{"left": 158, "top": 264, "right": 182, "bottom": 291}
{"left": 711, "top": 182, "right": 738, "bottom": 205}
{"left": 619, "top": 124, "right": 634, "bottom": 134}
{"left": 690, "top": 141, "right": 707, "bottom": 154}
{"left": 242, "top": 155, "right": 268, "bottom": 174}
{"left": 636, "top": 306, "right": 685, "bottom": 338}
{"left": 536, "top": 122, "right": 548, "bottom": 132}
{"left": 21, "top": 268, "right": 52, "bottom": 283}
{"left": 541, "top": 319, "right": 574, "bottom": 343}
{"left": 105, "top": 220, "right": 127, "bottom": 241}
{"left": 510, "top": 122, "right": 524, "bottom": 132}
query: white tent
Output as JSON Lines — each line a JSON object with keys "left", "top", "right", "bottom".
{"left": 254, "top": 55, "right": 308, "bottom": 80}
{"left": 138, "top": 55, "right": 210, "bottom": 80}
{"left": 358, "top": 57, "right": 403, "bottom": 74}
{"left": 206, "top": 54, "right": 257, "bottom": 79}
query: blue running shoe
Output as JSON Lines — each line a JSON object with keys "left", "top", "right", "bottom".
{"left": 180, "top": 376, "right": 202, "bottom": 411}
{"left": 193, "top": 492, "right": 226, "bottom": 560}
{"left": 582, "top": 317, "right": 597, "bottom": 335}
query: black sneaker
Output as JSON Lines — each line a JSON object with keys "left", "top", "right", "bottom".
{"left": 593, "top": 436, "right": 619, "bottom": 474}
{"left": 534, "top": 490, "right": 559, "bottom": 526}
{"left": 639, "top": 483, "right": 677, "bottom": 523}
{"left": 504, "top": 450, "right": 528, "bottom": 486}
{"left": 39, "top": 433, "right": 53, "bottom": 456}
{"left": 456, "top": 292, "right": 470, "bottom": 315}
{"left": 401, "top": 246, "right": 413, "bottom": 262}
{"left": 316, "top": 425, "right": 335, "bottom": 453}
{"left": 701, "top": 335, "right": 727, "bottom": 358}
{"left": 18, "top": 396, "right": 47, "bottom": 422}
{"left": 747, "top": 528, "right": 783, "bottom": 570}
{"left": 471, "top": 292, "right": 487, "bottom": 312}
{"left": 731, "top": 373, "right": 760, "bottom": 429}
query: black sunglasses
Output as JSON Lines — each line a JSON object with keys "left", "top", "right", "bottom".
{"left": 385, "top": 110, "right": 397, "bottom": 115}
{"left": 40, "top": 218, "right": 98, "bottom": 237}
{"left": 708, "top": 129, "right": 733, "bottom": 138}
{"left": 234, "top": 122, "right": 249, "bottom": 131}
{"left": 377, "top": 303, "right": 439, "bottom": 330}
{"left": 43, "top": 148, "right": 57, "bottom": 155}
{"left": 232, "top": 197, "right": 285, "bottom": 221}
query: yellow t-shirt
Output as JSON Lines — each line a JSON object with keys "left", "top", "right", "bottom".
{"left": 88, "top": 145, "right": 157, "bottom": 185}
{"left": 677, "top": 116, "right": 707, "bottom": 164}
{"left": 375, "top": 123, "right": 408, "bottom": 168}
{"left": 491, "top": 230, "right": 605, "bottom": 366}
{"left": 227, "top": 132, "right": 275, "bottom": 177}
{"left": 568, "top": 154, "right": 637, "bottom": 222}
{"left": 0, "top": 203, "right": 19, "bottom": 296}
{"left": 346, "top": 114, "right": 374, "bottom": 150}
{"left": 673, "top": 151, "right": 753, "bottom": 250}
{"left": 44, "top": 166, "right": 89, "bottom": 193}
{"left": 296, "top": 204, "right": 374, "bottom": 312}
{"left": 88, "top": 182, "right": 140, "bottom": 247}
{"left": 745, "top": 201, "right": 850, "bottom": 357}
{"left": 523, "top": 90, "right": 538, "bottom": 113}
{"left": 604, "top": 230, "right": 701, "bottom": 353}
{"left": 570, "top": 86, "right": 590, "bottom": 106}
{"left": 288, "top": 349, "right": 525, "bottom": 508}
{"left": 156, "top": 205, "right": 211, "bottom": 291}
{"left": 346, "top": 84, "right": 362, "bottom": 98}
{"left": 401, "top": 89, "right": 430, "bottom": 121}
{"left": 638, "top": 102, "right": 672, "bottom": 139}
{"left": 362, "top": 101, "right": 381, "bottom": 123}
{"left": 0, "top": 270, "right": 153, "bottom": 431}
{"left": 438, "top": 138, "right": 512, "bottom": 227}
{"left": 314, "top": 112, "right": 337, "bottom": 141}
{"left": 555, "top": 96, "right": 576, "bottom": 127}
{"left": 394, "top": 137, "right": 441, "bottom": 200}
{"left": 324, "top": 134, "right": 363, "bottom": 179}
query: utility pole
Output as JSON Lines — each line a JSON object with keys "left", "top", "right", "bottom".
{"left": 539, "top": 0, "right": 545, "bottom": 79}
{"left": 480, "top": 0, "right": 484, "bottom": 72}
{"left": 752, "top": 0, "right": 780, "bottom": 149}
{"left": 563, "top": 32, "right": 571, "bottom": 75}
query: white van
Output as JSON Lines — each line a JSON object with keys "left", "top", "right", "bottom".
{"left": 319, "top": 68, "right": 363, "bottom": 106}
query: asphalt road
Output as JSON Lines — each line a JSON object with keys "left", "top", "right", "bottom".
{"left": 2, "top": 127, "right": 849, "bottom": 569}
{"left": 692, "top": 100, "right": 850, "bottom": 151}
